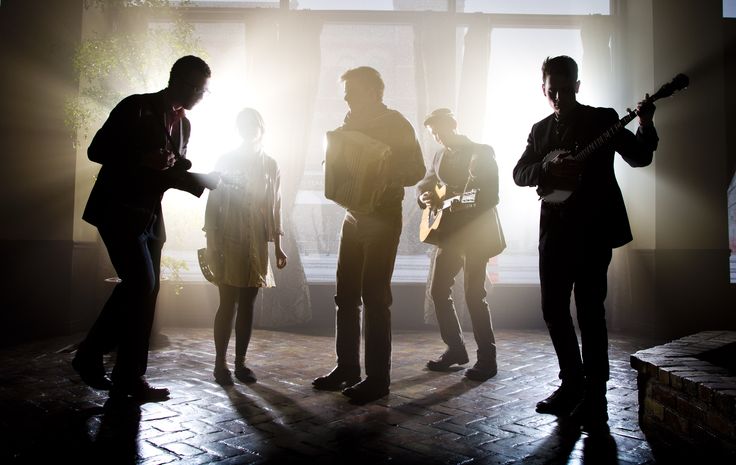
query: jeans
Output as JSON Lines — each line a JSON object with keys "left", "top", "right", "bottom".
{"left": 429, "top": 244, "right": 496, "bottom": 363}
{"left": 81, "top": 224, "right": 162, "bottom": 385}
{"left": 334, "top": 210, "right": 401, "bottom": 386}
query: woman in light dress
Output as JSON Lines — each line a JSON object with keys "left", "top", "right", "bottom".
{"left": 204, "top": 108, "right": 287, "bottom": 385}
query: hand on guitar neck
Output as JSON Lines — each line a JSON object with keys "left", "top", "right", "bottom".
{"left": 634, "top": 95, "right": 656, "bottom": 127}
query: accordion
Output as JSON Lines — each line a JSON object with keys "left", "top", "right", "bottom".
{"left": 324, "top": 129, "right": 391, "bottom": 213}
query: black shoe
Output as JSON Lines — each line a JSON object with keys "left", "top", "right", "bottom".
{"left": 342, "top": 378, "right": 389, "bottom": 404}
{"left": 464, "top": 361, "right": 498, "bottom": 381}
{"left": 111, "top": 378, "right": 170, "bottom": 403}
{"left": 213, "top": 367, "right": 234, "bottom": 386}
{"left": 536, "top": 383, "right": 584, "bottom": 416}
{"left": 426, "top": 348, "right": 470, "bottom": 371}
{"left": 234, "top": 365, "right": 257, "bottom": 384}
{"left": 570, "top": 394, "right": 609, "bottom": 434}
{"left": 72, "top": 351, "right": 113, "bottom": 390}
{"left": 312, "top": 366, "right": 361, "bottom": 391}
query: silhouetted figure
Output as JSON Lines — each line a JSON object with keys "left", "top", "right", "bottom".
{"left": 204, "top": 107, "right": 287, "bottom": 386}
{"left": 313, "top": 66, "right": 425, "bottom": 403}
{"left": 418, "top": 108, "right": 505, "bottom": 381}
{"left": 513, "top": 55, "right": 658, "bottom": 432}
{"left": 73, "top": 55, "right": 219, "bottom": 402}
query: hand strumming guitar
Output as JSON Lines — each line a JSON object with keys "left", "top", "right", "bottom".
{"left": 543, "top": 152, "right": 582, "bottom": 178}
{"left": 420, "top": 190, "right": 443, "bottom": 210}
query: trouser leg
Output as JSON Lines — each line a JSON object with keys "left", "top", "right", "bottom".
{"left": 334, "top": 216, "right": 363, "bottom": 372}
{"left": 463, "top": 253, "right": 496, "bottom": 363}
{"left": 96, "top": 228, "right": 161, "bottom": 384}
{"left": 429, "top": 247, "right": 466, "bottom": 351}
{"left": 539, "top": 244, "right": 583, "bottom": 384}
{"left": 361, "top": 219, "right": 400, "bottom": 386}
{"left": 574, "top": 246, "right": 612, "bottom": 384}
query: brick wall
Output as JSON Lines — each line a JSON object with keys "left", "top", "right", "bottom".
{"left": 631, "top": 331, "right": 736, "bottom": 459}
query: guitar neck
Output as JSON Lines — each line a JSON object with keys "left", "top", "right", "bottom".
{"left": 571, "top": 73, "right": 688, "bottom": 164}
{"left": 572, "top": 109, "right": 639, "bottom": 163}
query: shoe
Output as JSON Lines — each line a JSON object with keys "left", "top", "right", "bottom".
{"left": 426, "top": 348, "right": 470, "bottom": 371}
{"left": 312, "top": 366, "right": 361, "bottom": 391}
{"left": 536, "top": 383, "right": 584, "bottom": 416}
{"left": 213, "top": 367, "right": 234, "bottom": 386}
{"left": 571, "top": 392, "right": 609, "bottom": 434}
{"left": 234, "top": 365, "right": 257, "bottom": 383}
{"left": 72, "top": 351, "right": 113, "bottom": 390}
{"left": 342, "top": 378, "right": 389, "bottom": 404}
{"left": 111, "top": 378, "right": 170, "bottom": 403}
{"left": 464, "top": 361, "right": 498, "bottom": 381}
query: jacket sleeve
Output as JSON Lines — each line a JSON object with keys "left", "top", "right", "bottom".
{"left": 415, "top": 150, "right": 440, "bottom": 209}
{"left": 615, "top": 122, "right": 659, "bottom": 168}
{"left": 513, "top": 124, "right": 546, "bottom": 188}
{"left": 272, "top": 163, "right": 283, "bottom": 240}
{"left": 471, "top": 144, "right": 500, "bottom": 208}
{"left": 87, "top": 95, "right": 143, "bottom": 167}
{"left": 391, "top": 120, "right": 426, "bottom": 187}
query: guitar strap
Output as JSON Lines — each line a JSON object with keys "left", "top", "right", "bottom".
{"left": 460, "top": 172, "right": 473, "bottom": 201}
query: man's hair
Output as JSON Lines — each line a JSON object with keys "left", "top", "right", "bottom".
{"left": 423, "top": 108, "right": 457, "bottom": 128}
{"left": 169, "top": 55, "right": 211, "bottom": 86}
{"left": 340, "top": 66, "right": 385, "bottom": 100}
{"left": 542, "top": 55, "right": 578, "bottom": 82}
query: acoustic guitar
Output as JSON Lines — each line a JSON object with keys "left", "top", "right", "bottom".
{"left": 419, "top": 184, "right": 478, "bottom": 244}
{"left": 538, "top": 73, "right": 689, "bottom": 204}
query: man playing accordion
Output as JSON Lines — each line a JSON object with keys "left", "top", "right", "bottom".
{"left": 314, "top": 66, "right": 426, "bottom": 404}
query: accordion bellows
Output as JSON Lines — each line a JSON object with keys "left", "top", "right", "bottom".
{"left": 324, "top": 129, "right": 391, "bottom": 213}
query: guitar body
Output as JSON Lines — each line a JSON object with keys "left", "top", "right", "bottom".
{"left": 419, "top": 185, "right": 446, "bottom": 244}
{"left": 538, "top": 149, "right": 580, "bottom": 204}
{"left": 419, "top": 185, "right": 479, "bottom": 244}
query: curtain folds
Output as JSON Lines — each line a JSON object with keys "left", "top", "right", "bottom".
{"left": 245, "top": 14, "right": 323, "bottom": 328}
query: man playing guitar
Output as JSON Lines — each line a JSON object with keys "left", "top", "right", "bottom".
{"left": 418, "top": 108, "right": 505, "bottom": 381}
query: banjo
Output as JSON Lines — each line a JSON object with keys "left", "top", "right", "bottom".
{"left": 538, "top": 73, "right": 689, "bottom": 204}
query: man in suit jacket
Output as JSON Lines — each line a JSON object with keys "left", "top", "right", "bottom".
{"left": 72, "top": 55, "right": 219, "bottom": 402}
{"left": 417, "top": 108, "right": 505, "bottom": 381}
{"left": 513, "top": 55, "right": 658, "bottom": 432}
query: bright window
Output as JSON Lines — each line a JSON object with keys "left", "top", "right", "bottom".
{"left": 485, "top": 28, "right": 584, "bottom": 284}
{"left": 725, "top": 0, "right": 736, "bottom": 18}
{"left": 462, "top": 0, "right": 609, "bottom": 15}
{"left": 292, "top": 0, "right": 448, "bottom": 11}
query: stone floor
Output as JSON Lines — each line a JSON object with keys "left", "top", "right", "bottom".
{"left": 1, "top": 328, "right": 664, "bottom": 464}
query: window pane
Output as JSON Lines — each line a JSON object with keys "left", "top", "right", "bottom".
{"left": 725, "top": 0, "right": 736, "bottom": 18}
{"left": 484, "top": 28, "right": 583, "bottom": 284}
{"left": 293, "top": 0, "right": 448, "bottom": 11}
{"left": 461, "top": 0, "right": 609, "bottom": 15}
{"left": 158, "top": 21, "right": 249, "bottom": 281}
{"left": 182, "top": 0, "right": 279, "bottom": 6}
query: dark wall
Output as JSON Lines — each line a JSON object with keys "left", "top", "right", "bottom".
{"left": 0, "top": 0, "right": 84, "bottom": 346}
{"left": 647, "top": 0, "right": 736, "bottom": 339}
{"left": 727, "top": 16, "right": 736, "bottom": 197}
